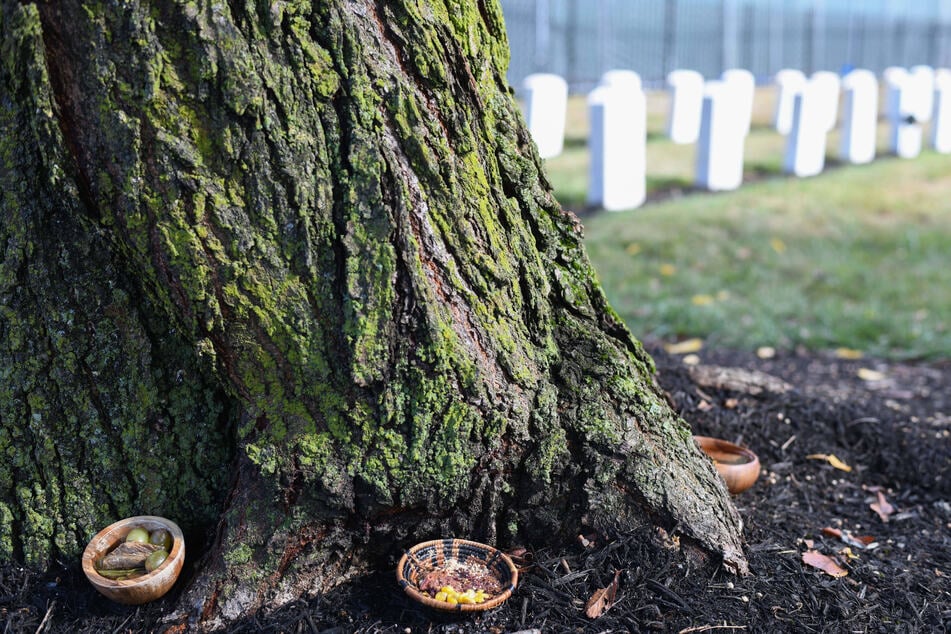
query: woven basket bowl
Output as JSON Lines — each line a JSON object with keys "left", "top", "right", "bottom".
{"left": 396, "top": 538, "right": 518, "bottom": 612}
{"left": 694, "top": 435, "right": 761, "bottom": 494}
{"left": 82, "top": 515, "right": 185, "bottom": 605}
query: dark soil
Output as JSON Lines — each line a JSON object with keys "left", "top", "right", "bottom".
{"left": 4, "top": 343, "right": 949, "bottom": 633}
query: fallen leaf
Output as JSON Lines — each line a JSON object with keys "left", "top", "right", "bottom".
{"left": 806, "top": 453, "right": 853, "bottom": 472}
{"left": 585, "top": 569, "right": 622, "bottom": 619}
{"left": 857, "top": 368, "right": 886, "bottom": 382}
{"left": 827, "top": 455, "right": 853, "bottom": 472}
{"left": 692, "top": 294, "right": 715, "bottom": 306}
{"left": 664, "top": 338, "right": 703, "bottom": 354}
{"left": 835, "top": 347, "right": 864, "bottom": 360}
{"left": 682, "top": 353, "right": 701, "bottom": 366}
{"left": 802, "top": 550, "right": 848, "bottom": 577}
{"left": 756, "top": 346, "right": 776, "bottom": 359}
{"left": 839, "top": 547, "right": 860, "bottom": 561}
{"left": 870, "top": 491, "right": 895, "bottom": 522}
{"left": 822, "top": 527, "right": 877, "bottom": 550}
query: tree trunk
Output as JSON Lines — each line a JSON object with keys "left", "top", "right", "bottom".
{"left": 0, "top": 0, "right": 746, "bottom": 628}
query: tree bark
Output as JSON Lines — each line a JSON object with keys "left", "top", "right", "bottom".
{"left": 0, "top": 0, "right": 746, "bottom": 629}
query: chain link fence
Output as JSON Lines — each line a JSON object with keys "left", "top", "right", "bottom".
{"left": 500, "top": 0, "right": 951, "bottom": 92}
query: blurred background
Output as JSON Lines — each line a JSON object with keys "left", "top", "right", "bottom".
{"left": 496, "top": 1, "right": 951, "bottom": 360}
{"left": 501, "top": 0, "right": 951, "bottom": 90}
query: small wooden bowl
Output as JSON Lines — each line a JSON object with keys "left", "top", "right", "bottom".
{"left": 397, "top": 538, "right": 518, "bottom": 612}
{"left": 694, "top": 436, "right": 761, "bottom": 494}
{"left": 82, "top": 515, "right": 185, "bottom": 605}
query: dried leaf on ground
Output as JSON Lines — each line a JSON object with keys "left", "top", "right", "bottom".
{"left": 821, "top": 527, "right": 877, "bottom": 550}
{"left": 857, "top": 368, "right": 886, "bottom": 382}
{"left": 870, "top": 490, "right": 895, "bottom": 522}
{"left": 585, "top": 569, "right": 622, "bottom": 619}
{"left": 806, "top": 453, "right": 853, "bottom": 472}
{"left": 801, "top": 550, "right": 848, "bottom": 577}
{"left": 835, "top": 347, "right": 864, "bottom": 360}
{"left": 665, "top": 338, "right": 703, "bottom": 354}
{"left": 576, "top": 533, "right": 597, "bottom": 549}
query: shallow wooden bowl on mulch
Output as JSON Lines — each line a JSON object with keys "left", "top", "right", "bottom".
{"left": 396, "top": 538, "right": 518, "bottom": 612}
{"left": 694, "top": 435, "right": 761, "bottom": 494}
{"left": 81, "top": 515, "right": 185, "bottom": 605}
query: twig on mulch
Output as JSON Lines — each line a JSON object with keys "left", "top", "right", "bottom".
{"left": 679, "top": 625, "right": 746, "bottom": 633}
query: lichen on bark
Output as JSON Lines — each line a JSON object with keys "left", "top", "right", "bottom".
{"left": 1, "top": 0, "right": 747, "bottom": 628}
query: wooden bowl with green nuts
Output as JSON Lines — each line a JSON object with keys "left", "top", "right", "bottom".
{"left": 82, "top": 515, "right": 185, "bottom": 605}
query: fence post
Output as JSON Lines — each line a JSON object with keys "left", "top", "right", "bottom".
{"left": 662, "top": 0, "right": 678, "bottom": 77}
{"left": 769, "top": 0, "right": 784, "bottom": 77}
{"left": 533, "top": 0, "right": 549, "bottom": 71}
{"left": 722, "top": 0, "right": 738, "bottom": 73}
{"left": 811, "top": 0, "right": 825, "bottom": 72}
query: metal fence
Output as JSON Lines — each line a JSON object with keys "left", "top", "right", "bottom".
{"left": 500, "top": 0, "right": 951, "bottom": 92}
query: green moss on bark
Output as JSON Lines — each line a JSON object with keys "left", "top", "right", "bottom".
{"left": 2, "top": 0, "right": 746, "bottom": 625}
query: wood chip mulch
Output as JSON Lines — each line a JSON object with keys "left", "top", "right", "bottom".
{"left": 3, "top": 343, "right": 949, "bottom": 633}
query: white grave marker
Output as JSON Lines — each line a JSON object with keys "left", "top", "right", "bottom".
{"left": 522, "top": 73, "right": 568, "bottom": 159}
{"left": 909, "top": 65, "right": 936, "bottom": 124}
{"left": 695, "top": 81, "right": 745, "bottom": 191}
{"left": 883, "top": 67, "right": 908, "bottom": 121}
{"left": 839, "top": 69, "right": 878, "bottom": 164}
{"left": 599, "top": 69, "right": 642, "bottom": 92}
{"left": 784, "top": 81, "right": 827, "bottom": 177}
{"left": 587, "top": 81, "right": 646, "bottom": 211}
{"left": 810, "top": 71, "right": 841, "bottom": 132}
{"left": 666, "top": 69, "right": 704, "bottom": 144}
{"left": 886, "top": 70, "right": 923, "bottom": 158}
{"left": 721, "top": 68, "right": 755, "bottom": 136}
{"left": 774, "top": 69, "right": 807, "bottom": 135}
{"left": 931, "top": 69, "right": 951, "bottom": 153}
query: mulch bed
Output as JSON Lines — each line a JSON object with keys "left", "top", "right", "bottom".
{"left": 4, "top": 343, "right": 949, "bottom": 633}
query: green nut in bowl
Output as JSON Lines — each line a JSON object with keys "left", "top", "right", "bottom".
{"left": 82, "top": 515, "right": 185, "bottom": 605}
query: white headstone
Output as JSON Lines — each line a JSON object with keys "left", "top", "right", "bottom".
{"left": 721, "top": 68, "right": 755, "bottom": 136}
{"left": 931, "top": 69, "right": 951, "bottom": 153}
{"left": 522, "top": 73, "right": 568, "bottom": 159}
{"left": 886, "top": 70, "right": 923, "bottom": 158}
{"left": 695, "top": 81, "right": 745, "bottom": 191}
{"left": 883, "top": 67, "right": 909, "bottom": 120}
{"left": 784, "top": 81, "right": 827, "bottom": 177}
{"left": 810, "top": 71, "right": 841, "bottom": 132}
{"left": 666, "top": 69, "right": 704, "bottom": 144}
{"left": 599, "top": 69, "right": 642, "bottom": 92}
{"left": 774, "top": 69, "right": 807, "bottom": 135}
{"left": 909, "top": 65, "right": 936, "bottom": 123}
{"left": 839, "top": 69, "right": 878, "bottom": 164}
{"left": 587, "top": 82, "right": 646, "bottom": 211}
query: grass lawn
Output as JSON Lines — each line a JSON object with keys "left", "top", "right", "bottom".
{"left": 543, "top": 90, "right": 951, "bottom": 360}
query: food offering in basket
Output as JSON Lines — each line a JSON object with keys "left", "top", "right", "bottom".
{"left": 396, "top": 538, "right": 518, "bottom": 612}
{"left": 82, "top": 515, "right": 185, "bottom": 605}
